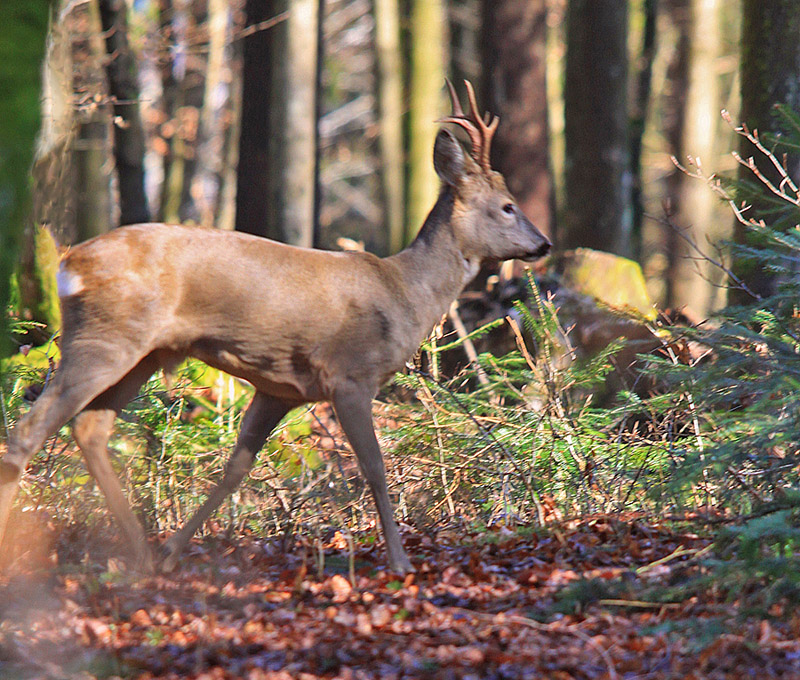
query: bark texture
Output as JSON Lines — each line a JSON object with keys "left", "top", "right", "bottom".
{"left": 278, "top": 0, "right": 318, "bottom": 247}
{"left": 236, "top": 1, "right": 317, "bottom": 247}
{"left": 73, "top": 0, "right": 113, "bottom": 241}
{"left": 629, "top": 0, "right": 658, "bottom": 260}
{"left": 235, "top": 0, "right": 277, "bottom": 238}
{"left": 563, "top": 0, "right": 630, "bottom": 256}
{"left": 98, "top": 0, "right": 151, "bottom": 225}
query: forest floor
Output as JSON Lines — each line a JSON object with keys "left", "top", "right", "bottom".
{"left": 2, "top": 515, "right": 800, "bottom": 679}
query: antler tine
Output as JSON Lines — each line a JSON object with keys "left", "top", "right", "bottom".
{"left": 438, "top": 79, "right": 499, "bottom": 173}
{"left": 444, "top": 78, "right": 464, "bottom": 118}
{"left": 438, "top": 79, "right": 484, "bottom": 162}
{"left": 463, "top": 80, "right": 481, "bottom": 121}
{"left": 463, "top": 80, "right": 498, "bottom": 172}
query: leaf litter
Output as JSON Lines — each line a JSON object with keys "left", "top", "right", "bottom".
{"left": 1, "top": 515, "right": 800, "bottom": 679}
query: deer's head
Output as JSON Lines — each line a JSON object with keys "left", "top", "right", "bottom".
{"left": 433, "top": 80, "right": 551, "bottom": 264}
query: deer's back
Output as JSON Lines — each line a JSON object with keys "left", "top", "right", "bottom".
{"left": 57, "top": 224, "right": 418, "bottom": 400}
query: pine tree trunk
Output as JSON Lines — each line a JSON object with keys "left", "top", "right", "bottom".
{"left": 482, "top": 0, "right": 553, "bottom": 240}
{"left": 374, "top": 0, "right": 405, "bottom": 254}
{"left": 406, "top": 0, "right": 447, "bottom": 242}
{"left": 733, "top": 0, "right": 800, "bottom": 303}
{"left": 563, "top": 0, "right": 630, "bottom": 256}
{"left": 98, "top": 0, "right": 150, "bottom": 225}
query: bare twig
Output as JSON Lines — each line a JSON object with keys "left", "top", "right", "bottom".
{"left": 448, "top": 300, "right": 491, "bottom": 387}
{"left": 722, "top": 109, "right": 800, "bottom": 199}
{"left": 418, "top": 381, "right": 457, "bottom": 517}
{"left": 234, "top": 12, "right": 290, "bottom": 42}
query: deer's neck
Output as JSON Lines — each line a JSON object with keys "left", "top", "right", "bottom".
{"left": 389, "top": 188, "right": 480, "bottom": 335}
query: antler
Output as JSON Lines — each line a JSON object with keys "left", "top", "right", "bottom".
{"left": 438, "top": 79, "right": 499, "bottom": 173}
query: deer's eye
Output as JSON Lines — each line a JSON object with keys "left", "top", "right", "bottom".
{"left": 502, "top": 203, "right": 515, "bottom": 215}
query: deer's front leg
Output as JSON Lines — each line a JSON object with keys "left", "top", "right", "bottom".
{"left": 333, "top": 386, "right": 414, "bottom": 574}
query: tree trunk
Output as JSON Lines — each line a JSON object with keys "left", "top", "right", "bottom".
{"left": 177, "top": 0, "right": 208, "bottom": 224}
{"left": 669, "top": 0, "right": 726, "bottom": 318}
{"left": 195, "top": 0, "right": 231, "bottom": 227}
{"left": 482, "top": 0, "right": 553, "bottom": 240}
{"left": 156, "top": 0, "right": 206, "bottom": 224}
{"left": 157, "top": 0, "right": 181, "bottom": 222}
{"left": 733, "top": 0, "right": 800, "bottom": 304}
{"left": 74, "top": 119, "right": 113, "bottom": 241}
{"left": 277, "top": 0, "right": 318, "bottom": 246}
{"left": 73, "top": 0, "right": 113, "bottom": 241}
{"left": 16, "top": 225, "right": 62, "bottom": 345}
{"left": 563, "top": 0, "right": 630, "bottom": 256}
{"left": 235, "top": 0, "right": 276, "bottom": 237}
{"left": 217, "top": 39, "right": 243, "bottom": 232}
{"left": 406, "top": 0, "right": 447, "bottom": 242}
{"left": 0, "top": 1, "right": 52, "bottom": 357}
{"left": 374, "top": 0, "right": 405, "bottom": 254}
{"left": 236, "top": 1, "right": 317, "bottom": 247}
{"left": 629, "top": 0, "right": 658, "bottom": 261}
{"left": 33, "top": 13, "right": 75, "bottom": 245}
{"left": 661, "top": 0, "right": 690, "bottom": 308}
{"left": 98, "top": 0, "right": 151, "bottom": 225}
{"left": 312, "top": 0, "right": 324, "bottom": 248}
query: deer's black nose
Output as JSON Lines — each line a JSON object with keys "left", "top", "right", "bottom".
{"left": 534, "top": 240, "right": 551, "bottom": 258}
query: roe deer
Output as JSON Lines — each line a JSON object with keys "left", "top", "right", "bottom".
{"left": 0, "top": 81, "right": 550, "bottom": 574}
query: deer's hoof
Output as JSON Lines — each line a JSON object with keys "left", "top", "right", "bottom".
{"left": 159, "top": 541, "right": 181, "bottom": 573}
{"left": 389, "top": 555, "right": 416, "bottom": 575}
{"left": 161, "top": 552, "right": 179, "bottom": 573}
{"left": 135, "top": 553, "right": 156, "bottom": 576}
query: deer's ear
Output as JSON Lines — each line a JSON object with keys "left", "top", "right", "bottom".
{"left": 433, "top": 128, "right": 466, "bottom": 187}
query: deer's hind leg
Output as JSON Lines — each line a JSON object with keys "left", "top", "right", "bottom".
{"left": 161, "top": 391, "right": 293, "bottom": 572}
{"left": 0, "top": 347, "right": 154, "bottom": 563}
{"left": 71, "top": 354, "right": 164, "bottom": 571}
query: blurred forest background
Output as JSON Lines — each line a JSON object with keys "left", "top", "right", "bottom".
{"left": 6, "top": 0, "right": 797, "bottom": 328}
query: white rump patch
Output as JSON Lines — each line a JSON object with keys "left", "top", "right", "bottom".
{"left": 56, "top": 265, "right": 84, "bottom": 298}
